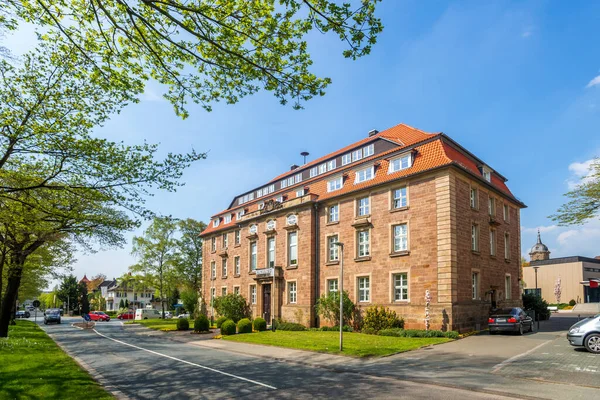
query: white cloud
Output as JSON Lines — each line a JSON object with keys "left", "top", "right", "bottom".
{"left": 566, "top": 158, "right": 597, "bottom": 190}
{"left": 521, "top": 27, "right": 533, "bottom": 38}
{"left": 140, "top": 88, "right": 166, "bottom": 102}
{"left": 556, "top": 229, "right": 577, "bottom": 245}
{"left": 586, "top": 75, "right": 600, "bottom": 88}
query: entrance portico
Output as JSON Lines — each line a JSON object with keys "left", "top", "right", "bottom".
{"left": 254, "top": 266, "right": 283, "bottom": 324}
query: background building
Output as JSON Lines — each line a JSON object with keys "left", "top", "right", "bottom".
{"left": 201, "top": 123, "right": 525, "bottom": 332}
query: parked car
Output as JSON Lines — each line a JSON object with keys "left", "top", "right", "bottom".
{"left": 44, "top": 310, "right": 61, "bottom": 325}
{"left": 117, "top": 311, "right": 135, "bottom": 320}
{"left": 88, "top": 311, "right": 110, "bottom": 322}
{"left": 15, "top": 310, "right": 30, "bottom": 318}
{"left": 135, "top": 308, "right": 161, "bottom": 320}
{"left": 177, "top": 313, "right": 190, "bottom": 319}
{"left": 161, "top": 311, "right": 173, "bottom": 319}
{"left": 567, "top": 313, "right": 600, "bottom": 354}
{"left": 488, "top": 307, "right": 534, "bottom": 335}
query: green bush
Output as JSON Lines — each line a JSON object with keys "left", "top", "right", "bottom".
{"left": 321, "top": 325, "right": 352, "bottom": 332}
{"left": 194, "top": 315, "right": 210, "bottom": 332}
{"left": 220, "top": 319, "right": 236, "bottom": 335}
{"left": 378, "top": 328, "right": 405, "bottom": 337}
{"left": 216, "top": 316, "right": 228, "bottom": 328}
{"left": 237, "top": 318, "right": 252, "bottom": 334}
{"left": 105, "top": 311, "right": 117, "bottom": 317}
{"left": 378, "top": 328, "right": 459, "bottom": 339}
{"left": 253, "top": 317, "right": 267, "bottom": 332}
{"left": 176, "top": 318, "right": 189, "bottom": 331}
{"left": 445, "top": 331, "right": 460, "bottom": 339}
{"left": 314, "top": 290, "right": 355, "bottom": 327}
{"left": 362, "top": 306, "right": 404, "bottom": 333}
{"left": 361, "top": 327, "right": 377, "bottom": 335}
{"left": 569, "top": 299, "right": 576, "bottom": 307}
{"left": 213, "top": 294, "right": 251, "bottom": 323}
{"left": 522, "top": 293, "right": 550, "bottom": 320}
{"left": 275, "top": 321, "right": 306, "bottom": 331}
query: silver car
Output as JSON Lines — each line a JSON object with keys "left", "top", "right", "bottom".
{"left": 567, "top": 313, "right": 600, "bottom": 354}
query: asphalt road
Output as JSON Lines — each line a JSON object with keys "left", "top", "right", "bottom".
{"left": 36, "top": 317, "right": 514, "bottom": 400}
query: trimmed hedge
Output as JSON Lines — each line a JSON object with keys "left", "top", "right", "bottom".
{"left": 194, "top": 315, "right": 210, "bottom": 332}
{"left": 275, "top": 321, "right": 307, "bottom": 331}
{"left": 377, "top": 328, "right": 459, "bottom": 339}
{"left": 237, "top": 318, "right": 252, "bottom": 334}
{"left": 569, "top": 299, "right": 576, "bottom": 307}
{"left": 320, "top": 325, "right": 353, "bottom": 332}
{"left": 253, "top": 317, "right": 267, "bottom": 332}
{"left": 220, "top": 319, "right": 236, "bottom": 335}
{"left": 216, "top": 316, "right": 228, "bottom": 328}
{"left": 176, "top": 318, "right": 189, "bottom": 331}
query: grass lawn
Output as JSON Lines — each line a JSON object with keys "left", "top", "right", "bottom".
{"left": 126, "top": 318, "right": 190, "bottom": 331}
{"left": 0, "top": 320, "right": 112, "bottom": 399}
{"left": 222, "top": 330, "right": 451, "bottom": 357}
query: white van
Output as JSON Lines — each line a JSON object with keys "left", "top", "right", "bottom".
{"left": 135, "top": 308, "right": 161, "bottom": 320}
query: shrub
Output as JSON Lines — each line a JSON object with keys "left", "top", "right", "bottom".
{"left": 216, "top": 316, "right": 228, "bottom": 328}
{"left": 445, "top": 331, "right": 460, "bottom": 339}
{"left": 176, "top": 318, "right": 189, "bottom": 331}
{"left": 569, "top": 299, "right": 576, "bottom": 307}
{"left": 321, "top": 325, "right": 352, "bottom": 332}
{"left": 379, "top": 328, "right": 405, "bottom": 337}
{"left": 237, "top": 318, "right": 252, "bottom": 334}
{"left": 194, "top": 315, "right": 210, "bottom": 332}
{"left": 522, "top": 293, "right": 550, "bottom": 320}
{"left": 314, "top": 290, "right": 355, "bottom": 326}
{"left": 378, "top": 328, "right": 460, "bottom": 339}
{"left": 220, "top": 319, "right": 236, "bottom": 335}
{"left": 253, "top": 317, "right": 267, "bottom": 332}
{"left": 213, "top": 294, "right": 251, "bottom": 323}
{"left": 362, "top": 306, "right": 404, "bottom": 333}
{"left": 276, "top": 321, "right": 306, "bottom": 331}
{"left": 361, "top": 327, "right": 377, "bottom": 335}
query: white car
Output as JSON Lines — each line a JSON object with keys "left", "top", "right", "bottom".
{"left": 161, "top": 311, "right": 173, "bottom": 319}
{"left": 177, "top": 313, "right": 190, "bottom": 319}
{"left": 135, "top": 308, "right": 161, "bottom": 320}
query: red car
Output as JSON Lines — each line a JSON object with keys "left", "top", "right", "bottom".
{"left": 88, "top": 311, "right": 110, "bottom": 321}
{"left": 117, "top": 311, "right": 134, "bottom": 320}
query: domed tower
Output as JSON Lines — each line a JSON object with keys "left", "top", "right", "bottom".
{"left": 529, "top": 230, "right": 550, "bottom": 261}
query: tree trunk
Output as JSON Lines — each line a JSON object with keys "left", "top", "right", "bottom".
{"left": 0, "top": 263, "right": 24, "bottom": 337}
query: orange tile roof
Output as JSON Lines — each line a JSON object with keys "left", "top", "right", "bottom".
{"left": 200, "top": 124, "right": 523, "bottom": 236}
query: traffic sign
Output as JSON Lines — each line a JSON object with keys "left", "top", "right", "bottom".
{"left": 32, "top": 300, "right": 40, "bottom": 308}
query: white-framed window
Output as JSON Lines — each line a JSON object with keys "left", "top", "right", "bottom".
{"left": 503, "top": 204, "right": 509, "bottom": 222}
{"left": 211, "top": 261, "right": 216, "bottom": 279}
{"left": 505, "top": 275, "right": 511, "bottom": 300}
{"left": 319, "top": 164, "right": 327, "bottom": 174}
{"left": 249, "top": 224, "right": 258, "bottom": 234}
{"left": 388, "top": 153, "right": 412, "bottom": 173}
{"left": 248, "top": 192, "right": 254, "bottom": 201}
{"left": 288, "top": 231, "right": 298, "bottom": 266}
{"left": 222, "top": 233, "right": 228, "bottom": 248}
{"left": 258, "top": 202, "right": 264, "bottom": 210}
{"left": 221, "top": 287, "right": 227, "bottom": 297}
{"left": 294, "top": 173, "right": 302, "bottom": 184}
{"left": 213, "top": 219, "right": 220, "bottom": 227}
{"left": 504, "top": 233, "right": 510, "bottom": 260}
{"left": 275, "top": 195, "right": 283, "bottom": 203}
{"left": 342, "top": 154, "right": 352, "bottom": 165}
{"left": 393, "top": 224, "right": 408, "bottom": 252}
{"left": 267, "top": 237, "right": 275, "bottom": 267}
{"left": 488, "top": 197, "right": 495, "bottom": 216}
{"left": 392, "top": 187, "right": 407, "bottom": 209}
{"left": 482, "top": 167, "right": 491, "bottom": 182}
{"left": 234, "top": 256, "right": 240, "bottom": 275}
{"left": 257, "top": 188, "right": 263, "bottom": 198}
{"left": 310, "top": 167, "right": 318, "bottom": 178}
{"left": 490, "top": 229, "right": 496, "bottom": 256}
{"left": 236, "top": 209, "right": 245, "bottom": 219}
{"left": 221, "top": 258, "right": 227, "bottom": 277}
{"left": 357, "top": 229, "right": 370, "bottom": 257}
{"left": 358, "top": 276, "right": 370, "bottom": 302}
{"left": 281, "top": 179, "right": 288, "bottom": 189}
{"left": 328, "top": 235, "right": 339, "bottom": 262}
{"left": 234, "top": 286, "right": 240, "bottom": 295}
{"left": 250, "top": 241, "right": 257, "bottom": 271}
{"left": 472, "top": 272, "right": 479, "bottom": 300}
{"left": 286, "top": 214, "right": 298, "bottom": 226}
{"left": 269, "top": 184, "right": 275, "bottom": 193}
{"left": 357, "top": 197, "right": 370, "bottom": 216}
{"left": 224, "top": 214, "right": 232, "bottom": 224}
{"left": 250, "top": 285, "right": 257, "bottom": 304}
{"left": 296, "top": 188, "right": 304, "bottom": 197}
{"left": 355, "top": 166, "right": 374, "bottom": 183}
{"left": 470, "top": 187, "right": 478, "bottom": 208}
{"left": 211, "top": 237, "right": 216, "bottom": 252}
{"left": 266, "top": 219, "right": 276, "bottom": 231}
{"left": 393, "top": 273, "right": 408, "bottom": 301}
{"left": 235, "top": 230, "right": 241, "bottom": 245}
{"left": 328, "top": 204, "right": 339, "bottom": 223}
{"left": 327, "top": 160, "right": 336, "bottom": 171}
{"left": 363, "top": 144, "right": 374, "bottom": 157}
{"left": 327, "top": 176, "right": 343, "bottom": 192}
{"left": 471, "top": 224, "right": 479, "bottom": 251}
{"left": 211, "top": 287, "right": 216, "bottom": 302}
{"left": 288, "top": 281, "right": 297, "bottom": 304}
{"left": 352, "top": 149, "right": 363, "bottom": 162}
{"left": 328, "top": 279, "right": 338, "bottom": 293}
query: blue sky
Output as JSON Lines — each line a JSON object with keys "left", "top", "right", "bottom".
{"left": 5, "top": 1, "right": 600, "bottom": 285}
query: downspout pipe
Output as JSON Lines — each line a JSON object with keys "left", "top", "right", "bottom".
{"left": 313, "top": 202, "right": 320, "bottom": 328}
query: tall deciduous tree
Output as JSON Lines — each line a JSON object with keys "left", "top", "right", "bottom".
{"left": 57, "top": 275, "right": 80, "bottom": 314}
{"left": 173, "top": 218, "right": 205, "bottom": 306}
{"left": 130, "top": 216, "right": 178, "bottom": 317}
{"left": 4, "top": 0, "right": 383, "bottom": 117}
{"left": 552, "top": 158, "right": 599, "bottom": 225}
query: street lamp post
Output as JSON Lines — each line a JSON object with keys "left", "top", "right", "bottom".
{"left": 533, "top": 266, "right": 540, "bottom": 296}
{"left": 334, "top": 242, "right": 344, "bottom": 352}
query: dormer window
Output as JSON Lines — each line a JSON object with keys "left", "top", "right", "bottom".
{"left": 363, "top": 144, "right": 374, "bottom": 157}
{"left": 342, "top": 154, "right": 352, "bottom": 165}
{"left": 224, "top": 214, "right": 232, "bottom": 224}
{"left": 327, "top": 176, "right": 343, "bottom": 192}
{"left": 275, "top": 196, "right": 283, "bottom": 203}
{"left": 355, "top": 165, "right": 375, "bottom": 184}
{"left": 296, "top": 188, "right": 304, "bottom": 197}
{"left": 213, "top": 219, "right": 220, "bottom": 228}
{"left": 480, "top": 166, "right": 492, "bottom": 182}
{"left": 319, "top": 164, "right": 327, "bottom": 174}
{"left": 352, "top": 149, "right": 363, "bottom": 162}
{"left": 327, "top": 160, "right": 336, "bottom": 171}
{"left": 310, "top": 167, "right": 318, "bottom": 177}
{"left": 236, "top": 209, "right": 245, "bottom": 219}
{"left": 388, "top": 153, "right": 412, "bottom": 173}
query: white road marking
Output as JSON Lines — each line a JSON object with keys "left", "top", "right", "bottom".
{"left": 91, "top": 328, "right": 277, "bottom": 390}
{"left": 492, "top": 339, "right": 553, "bottom": 372}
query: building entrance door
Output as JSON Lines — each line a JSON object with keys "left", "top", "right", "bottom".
{"left": 262, "top": 284, "right": 271, "bottom": 323}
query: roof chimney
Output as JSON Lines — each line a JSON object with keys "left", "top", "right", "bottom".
{"left": 290, "top": 164, "right": 299, "bottom": 171}
{"left": 368, "top": 129, "right": 379, "bottom": 137}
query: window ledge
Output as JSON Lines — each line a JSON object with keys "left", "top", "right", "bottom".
{"left": 390, "top": 206, "right": 409, "bottom": 213}
{"left": 286, "top": 265, "right": 298, "bottom": 270}
{"left": 283, "top": 224, "right": 298, "bottom": 231}
{"left": 352, "top": 217, "right": 372, "bottom": 228}
{"left": 393, "top": 300, "right": 410, "bottom": 304}
{"left": 248, "top": 270, "right": 256, "bottom": 275}
{"left": 325, "top": 260, "right": 340, "bottom": 266}
{"left": 262, "top": 230, "right": 277, "bottom": 235}
{"left": 471, "top": 250, "right": 481, "bottom": 256}
{"left": 354, "top": 256, "right": 372, "bottom": 262}
{"left": 490, "top": 255, "right": 497, "bottom": 259}
{"left": 210, "top": 250, "right": 217, "bottom": 254}
{"left": 389, "top": 251, "right": 410, "bottom": 258}
{"left": 221, "top": 276, "right": 227, "bottom": 280}
{"left": 233, "top": 274, "right": 240, "bottom": 278}
{"left": 504, "top": 258, "right": 512, "bottom": 263}
{"left": 326, "top": 221, "right": 340, "bottom": 226}
{"left": 234, "top": 244, "right": 241, "bottom": 248}
{"left": 470, "top": 206, "right": 478, "bottom": 211}
{"left": 246, "top": 233, "right": 258, "bottom": 240}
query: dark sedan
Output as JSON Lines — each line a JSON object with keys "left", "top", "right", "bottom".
{"left": 489, "top": 307, "right": 533, "bottom": 335}
{"left": 15, "top": 310, "right": 30, "bottom": 318}
{"left": 44, "top": 310, "right": 61, "bottom": 325}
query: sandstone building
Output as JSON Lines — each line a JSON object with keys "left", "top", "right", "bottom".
{"left": 200, "top": 123, "right": 525, "bottom": 332}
